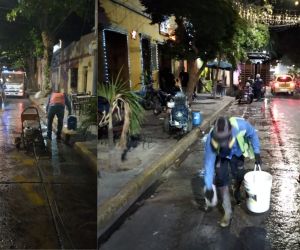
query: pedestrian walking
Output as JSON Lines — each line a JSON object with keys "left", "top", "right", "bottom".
{"left": 46, "top": 88, "right": 72, "bottom": 141}
{"left": 203, "top": 116, "right": 261, "bottom": 227}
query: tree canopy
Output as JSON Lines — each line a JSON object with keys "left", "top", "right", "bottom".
{"left": 141, "top": 0, "right": 270, "bottom": 67}
{"left": 141, "top": 0, "right": 240, "bottom": 63}
{"left": 1, "top": 0, "right": 94, "bottom": 91}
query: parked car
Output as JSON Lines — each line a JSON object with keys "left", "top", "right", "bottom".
{"left": 270, "top": 75, "right": 296, "bottom": 95}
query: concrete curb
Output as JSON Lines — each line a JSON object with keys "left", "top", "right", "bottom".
{"left": 97, "top": 97, "right": 234, "bottom": 238}
{"left": 74, "top": 141, "right": 97, "bottom": 174}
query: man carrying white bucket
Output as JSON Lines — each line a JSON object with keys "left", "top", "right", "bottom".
{"left": 203, "top": 116, "right": 261, "bottom": 227}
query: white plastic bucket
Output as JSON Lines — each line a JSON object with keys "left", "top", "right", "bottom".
{"left": 244, "top": 164, "right": 272, "bottom": 213}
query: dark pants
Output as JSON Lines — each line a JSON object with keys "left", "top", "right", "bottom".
{"left": 47, "top": 105, "right": 65, "bottom": 139}
{"left": 215, "top": 155, "right": 245, "bottom": 188}
{"left": 254, "top": 87, "right": 262, "bottom": 100}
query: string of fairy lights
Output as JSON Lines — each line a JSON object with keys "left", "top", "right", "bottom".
{"left": 234, "top": 1, "right": 300, "bottom": 27}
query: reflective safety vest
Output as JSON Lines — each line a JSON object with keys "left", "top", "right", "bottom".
{"left": 50, "top": 93, "right": 65, "bottom": 106}
{"left": 229, "top": 117, "right": 255, "bottom": 159}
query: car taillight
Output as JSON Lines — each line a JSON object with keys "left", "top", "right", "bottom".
{"left": 290, "top": 82, "right": 295, "bottom": 87}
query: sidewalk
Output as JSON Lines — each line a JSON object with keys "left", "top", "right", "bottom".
{"left": 98, "top": 93, "right": 235, "bottom": 238}
{"left": 29, "top": 92, "right": 97, "bottom": 174}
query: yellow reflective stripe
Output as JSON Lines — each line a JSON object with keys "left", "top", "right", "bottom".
{"left": 211, "top": 137, "right": 219, "bottom": 150}
{"left": 229, "top": 117, "right": 239, "bottom": 129}
{"left": 228, "top": 137, "right": 236, "bottom": 148}
{"left": 236, "top": 131, "right": 255, "bottom": 159}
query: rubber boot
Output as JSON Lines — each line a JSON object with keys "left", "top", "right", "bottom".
{"left": 233, "top": 181, "right": 242, "bottom": 205}
{"left": 219, "top": 186, "right": 232, "bottom": 227}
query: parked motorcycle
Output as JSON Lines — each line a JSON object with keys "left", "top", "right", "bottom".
{"left": 153, "top": 86, "right": 182, "bottom": 115}
{"left": 135, "top": 83, "right": 159, "bottom": 110}
{"left": 153, "top": 89, "right": 174, "bottom": 115}
{"left": 163, "top": 92, "right": 193, "bottom": 134}
{"left": 237, "top": 84, "right": 254, "bottom": 104}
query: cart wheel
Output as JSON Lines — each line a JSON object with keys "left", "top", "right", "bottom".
{"left": 14, "top": 137, "right": 22, "bottom": 150}
{"left": 21, "top": 133, "right": 26, "bottom": 150}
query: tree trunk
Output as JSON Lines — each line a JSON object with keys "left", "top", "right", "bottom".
{"left": 186, "top": 59, "right": 208, "bottom": 103}
{"left": 108, "top": 109, "right": 114, "bottom": 169}
{"left": 186, "top": 60, "right": 198, "bottom": 103}
{"left": 108, "top": 109, "right": 114, "bottom": 151}
{"left": 41, "top": 30, "right": 54, "bottom": 94}
{"left": 212, "top": 54, "right": 222, "bottom": 99}
{"left": 25, "top": 56, "right": 37, "bottom": 91}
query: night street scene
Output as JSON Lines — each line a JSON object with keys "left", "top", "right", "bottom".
{"left": 99, "top": 1, "right": 300, "bottom": 250}
{"left": 0, "top": 0, "right": 97, "bottom": 249}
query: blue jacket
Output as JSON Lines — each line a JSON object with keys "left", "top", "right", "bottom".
{"left": 204, "top": 117, "right": 260, "bottom": 189}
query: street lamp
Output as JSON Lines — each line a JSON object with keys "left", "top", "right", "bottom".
{"left": 295, "top": 1, "right": 299, "bottom": 6}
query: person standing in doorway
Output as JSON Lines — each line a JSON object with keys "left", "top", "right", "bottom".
{"left": 46, "top": 88, "right": 72, "bottom": 141}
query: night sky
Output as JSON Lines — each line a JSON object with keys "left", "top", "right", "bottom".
{"left": 271, "top": 25, "right": 300, "bottom": 66}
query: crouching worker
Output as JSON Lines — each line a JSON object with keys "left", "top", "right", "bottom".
{"left": 46, "top": 88, "right": 72, "bottom": 141}
{"left": 203, "top": 116, "right": 261, "bottom": 227}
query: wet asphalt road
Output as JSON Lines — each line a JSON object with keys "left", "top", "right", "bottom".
{"left": 0, "top": 98, "right": 97, "bottom": 249}
{"left": 100, "top": 95, "right": 300, "bottom": 250}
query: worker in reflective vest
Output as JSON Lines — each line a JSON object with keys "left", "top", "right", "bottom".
{"left": 203, "top": 116, "right": 261, "bottom": 227}
{"left": 46, "top": 89, "right": 72, "bottom": 140}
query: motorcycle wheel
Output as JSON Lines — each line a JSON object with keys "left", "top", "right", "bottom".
{"left": 187, "top": 116, "right": 193, "bottom": 132}
{"left": 143, "top": 99, "right": 153, "bottom": 110}
{"left": 153, "top": 96, "right": 162, "bottom": 115}
{"left": 163, "top": 116, "right": 171, "bottom": 134}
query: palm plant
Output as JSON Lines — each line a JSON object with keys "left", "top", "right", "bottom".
{"left": 98, "top": 69, "right": 144, "bottom": 168}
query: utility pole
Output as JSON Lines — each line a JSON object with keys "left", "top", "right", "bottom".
{"left": 92, "top": 0, "right": 98, "bottom": 96}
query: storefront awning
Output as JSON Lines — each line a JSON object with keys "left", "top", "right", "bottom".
{"left": 207, "top": 61, "right": 232, "bottom": 70}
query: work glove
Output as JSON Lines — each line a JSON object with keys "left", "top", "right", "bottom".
{"left": 255, "top": 153, "right": 262, "bottom": 166}
{"left": 205, "top": 188, "right": 214, "bottom": 202}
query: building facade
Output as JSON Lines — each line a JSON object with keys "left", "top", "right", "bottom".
{"left": 99, "top": 0, "right": 172, "bottom": 90}
{"left": 51, "top": 32, "right": 96, "bottom": 94}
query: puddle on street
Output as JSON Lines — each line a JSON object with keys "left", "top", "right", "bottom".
{"left": 228, "top": 100, "right": 300, "bottom": 249}
{"left": 0, "top": 99, "right": 96, "bottom": 249}
{"left": 262, "top": 99, "right": 300, "bottom": 249}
